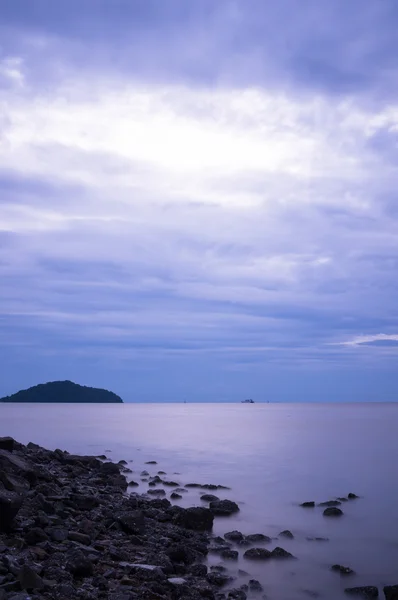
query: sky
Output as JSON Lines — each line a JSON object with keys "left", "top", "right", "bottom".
{"left": 1, "top": 0, "right": 398, "bottom": 402}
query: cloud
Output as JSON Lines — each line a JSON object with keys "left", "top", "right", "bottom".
{"left": 336, "top": 334, "right": 398, "bottom": 347}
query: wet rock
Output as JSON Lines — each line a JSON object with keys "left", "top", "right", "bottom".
{"left": 0, "top": 490, "right": 23, "bottom": 532}
{"left": 201, "top": 494, "right": 220, "bottom": 502}
{"left": 127, "top": 480, "right": 139, "bottom": 487}
{"left": 145, "top": 461, "right": 157, "bottom": 464}
{"left": 301, "top": 501, "right": 315, "bottom": 508}
{"left": 66, "top": 548, "right": 94, "bottom": 578}
{"left": 191, "top": 564, "right": 208, "bottom": 577}
{"left": 0, "top": 438, "right": 14, "bottom": 452}
{"left": 141, "top": 470, "right": 149, "bottom": 476}
{"left": 173, "top": 507, "right": 214, "bottom": 531}
{"left": 344, "top": 587, "right": 378, "bottom": 598}
{"left": 279, "top": 530, "right": 294, "bottom": 539}
{"left": 174, "top": 488, "right": 188, "bottom": 493}
{"left": 162, "top": 481, "right": 179, "bottom": 487}
{"left": 249, "top": 579, "right": 263, "bottom": 592}
{"left": 207, "top": 571, "right": 232, "bottom": 587}
{"left": 117, "top": 511, "right": 145, "bottom": 535}
{"left": 384, "top": 585, "right": 398, "bottom": 600}
{"left": 323, "top": 507, "right": 343, "bottom": 517}
{"left": 171, "top": 492, "right": 182, "bottom": 500}
{"left": 332, "top": 564, "right": 355, "bottom": 575}
{"left": 224, "top": 531, "right": 245, "bottom": 542}
{"left": 147, "top": 489, "right": 166, "bottom": 496}
{"left": 158, "top": 471, "right": 166, "bottom": 475}
{"left": 243, "top": 548, "right": 272, "bottom": 560}
{"left": 228, "top": 589, "right": 247, "bottom": 599}
{"left": 271, "top": 546, "right": 295, "bottom": 558}
{"left": 100, "top": 462, "right": 120, "bottom": 475}
{"left": 221, "top": 549, "right": 238, "bottom": 560}
{"left": 348, "top": 493, "right": 359, "bottom": 499}
{"left": 245, "top": 533, "right": 271, "bottom": 544}
{"left": 209, "top": 500, "right": 239, "bottom": 516}
{"left": 18, "top": 564, "right": 44, "bottom": 590}
{"left": 306, "top": 536, "right": 329, "bottom": 542}
{"left": 185, "top": 483, "right": 202, "bottom": 488}
{"left": 338, "top": 497, "right": 349, "bottom": 502}
{"left": 319, "top": 500, "right": 342, "bottom": 507}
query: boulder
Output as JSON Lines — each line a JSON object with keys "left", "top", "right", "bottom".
{"left": 162, "top": 481, "right": 179, "bottom": 487}
{"left": 117, "top": 511, "right": 145, "bottom": 535}
{"left": 344, "top": 587, "right": 378, "bottom": 598}
{"left": 190, "top": 564, "right": 208, "bottom": 577}
{"left": 301, "top": 501, "right": 315, "bottom": 508}
{"left": 209, "top": 499, "right": 239, "bottom": 516}
{"left": 25, "top": 526, "right": 49, "bottom": 545}
{"left": 348, "top": 493, "right": 359, "bottom": 499}
{"left": 100, "top": 462, "right": 120, "bottom": 475}
{"left": 127, "top": 480, "right": 139, "bottom": 487}
{"left": 0, "top": 450, "right": 37, "bottom": 485}
{"left": 243, "top": 547, "right": 272, "bottom": 560}
{"left": 201, "top": 494, "right": 220, "bottom": 502}
{"left": 0, "top": 437, "right": 14, "bottom": 452}
{"left": 174, "top": 507, "right": 214, "bottom": 531}
{"left": 245, "top": 533, "right": 271, "bottom": 543}
{"left": 249, "top": 579, "right": 263, "bottom": 592}
{"left": 18, "top": 564, "right": 44, "bottom": 590}
{"left": 323, "top": 507, "right": 343, "bottom": 517}
{"left": 147, "top": 489, "right": 166, "bottom": 496}
{"left": 207, "top": 571, "right": 232, "bottom": 587}
{"left": 0, "top": 489, "right": 23, "bottom": 531}
{"left": 279, "top": 530, "right": 294, "bottom": 539}
{"left": 170, "top": 492, "right": 182, "bottom": 500}
{"left": 221, "top": 549, "right": 238, "bottom": 560}
{"left": 271, "top": 546, "right": 295, "bottom": 558}
{"left": 228, "top": 590, "right": 247, "bottom": 600}
{"left": 68, "top": 531, "right": 91, "bottom": 545}
{"left": 332, "top": 564, "right": 355, "bottom": 575}
{"left": 319, "top": 500, "right": 342, "bottom": 507}
{"left": 224, "top": 530, "right": 245, "bottom": 542}
{"left": 66, "top": 549, "right": 94, "bottom": 578}
{"left": 384, "top": 585, "right": 398, "bottom": 600}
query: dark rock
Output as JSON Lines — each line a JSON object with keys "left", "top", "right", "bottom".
{"left": 147, "top": 489, "right": 166, "bottom": 496}
{"left": 301, "top": 501, "right": 315, "bottom": 507}
{"left": 141, "top": 470, "right": 149, "bottom": 476}
{"left": 243, "top": 547, "right": 272, "bottom": 560}
{"left": 66, "top": 549, "right": 94, "bottom": 578}
{"left": 174, "top": 507, "right": 214, "bottom": 531}
{"left": 228, "top": 589, "right": 247, "bottom": 600}
{"left": 68, "top": 531, "right": 91, "bottom": 545}
{"left": 0, "top": 490, "right": 23, "bottom": 532}
{"left": 0, "top": 450, "right": 37, "bottom": 485}
{"left": 207, "top": 572, "right": 232, "bottom": 587}
{"left": 0, "top": 472, "right": 30, "bottom": 494}
{"left": 224, "top": 531, "right": 244, "bottom": 542}
{"left": 221, "top": 549, "right": 238, "bottom": 560}
{"left": 47, "top": 527, "right": 68, "bottom": 542}
{"left": 319, "top": 500, "right": 342, "bottom": 507}
{"left": 171, "top": 492, "right": 182, "bottom": 500}
{"left": 344, "top": 587, "right": 378, "bottom": 598}
{"left": 306, "top": 536, "right": 329, "bottom": 542}
{"left": 167, "top": 545, "right": 196, "bottom": 565}
{"left": 25, "top": 527, "right": 49, "bottom": 545}
{"left": 245, "top": 533, "right": 271, "bottom": 543}
{"left": 201, "top": 494, "right": 220, "bottom": 502}
{"left": 145, "top": 461, "right": 157, "bottom": 464}
{"left": 348, "top": 493, "right": 359, "bottom": 499}
{"left": 0, "top": 438, "right": 14, "bottom": 452}
{"left": 100, "top": 462, "right": 121, "bottom": 475}
{"left": 338, "top": 497, "right": 349, "bottom": 502}
{"left": 271, "top": 546, "right": 295, "bottom": 558}
{"left": 69, "top": 493, "right": 99, "bottom": 510}
{"left": 117, "top": 511, "right": 145, "bottom": 535}
{"left": 185, "top": 483, "right": 202, "bottom": 488}
{"left": 384, "top": 585, "right": 398, "bottom": 600}
{"left": 209, "top": 500, "right": 239, "bottom": 516}
{"left": 190, "top": 564, "right": 208, "bottom": 577}
{"left": 162, "top": 481, "right": 179, "bottom": 487}
{"left": 249, "top": 579, "right": 263, "bottom": 592}
{"left": 18, "top": 564, "right": 44, "bottom": 590}
{"left": 323, "top": 507, "right": 343, "bottom": 517}
{"left": 127, "top": 480, "right": 139, "bottom": 487}
{"left": 279, "top": 529, "right": 294, "bottom": 539}
{"left": 332, "top": 564, "right": 355, "bottom": 575}
{"left": 118, "top": 460, "right": 127, "bottom": 465}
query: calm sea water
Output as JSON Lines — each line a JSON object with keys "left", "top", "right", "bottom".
{"left": 1, "top": 403, "right": 397, "bottom": 599}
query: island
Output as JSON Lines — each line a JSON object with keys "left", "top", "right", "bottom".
{"left": 0, "top": 380, "right": 123, "bottom": 403}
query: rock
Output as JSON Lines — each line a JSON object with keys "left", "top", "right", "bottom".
{"left": 174, "top": 507, "right": 214, "bottom": 531}
{"left": 0, "top": 471, "right": 30, "bottom": 494}
{"left": 348, "top": 493, "right": 359, "bottom": 499}
{"left": 100, "top": 462, "right": 121, "bottom": 475}
{"left": 191, "top": 564, "right": 208, "bottom": 577}
{"left": 332, "top": 564, "right": 355, "bottom": 575}
{"left": 145, "top": 461, "right": 157, "bottom": 464}
{"left": 249, "top": 579, "right": 263, "bottom": 592}
{"left": 279, "top": 529, "right": 294, "bottom": 539}
{"left": 323, "top": 507, "right": 343, "bottom": 517}
{"left": 228, "top": 590, "right": 247, "bottom": 600}
{"left": 185, "top": 483, "right": 202, "bottom": 488}
{"left": 18, "top": 564, "right": 44, "bottom": 590}
{"left": 224, "top": 531, "right": 245, "bottom": 542}
{"left": 201, "top": 494, "right": 220, "bottom": 502}
{"left": 221, "top": 549, "right": 238, "bottom": 560}
{"left": 271, "top": 546, "right": 295, "bottom": 558}
{"left": 127, "top": 480, "right": 139, "bottom": 487}
{"left": 168, "top": 577, "right": 187, "bottom": 585}
{"left": 319, "top": 500, "right": 341, "bottom": 507}
{"left": 68, "top": 531, "right": 91, "bottom": 545}
{"left": 306, "top": 536, "right": 329, "bottom": 542}
{"left": 117, "top": 511, "right": 145, "bottom": 535}
{"left": 162, "top": 481, "right": 179, "bottom": 487}
{"left": 141, "top": 470, "right": 149, "bottom": 476}
{"left": 245, "top": 533, "right": 271, "bottom": 543}
{"left": 344, "top": 587, "right": 378, "bottom": 598}
{"left": 66, "top": 549, "right": 94, "bottom": 578}
{"left": 0, "top": 438, "right": 14, "bottom": 452}
{"left": 384, "top": 585, "right": 398, "bottom": 600}
{"left": 47, "top": 527, "right": 68, "bottom": 542}
{"left": 0, "top": 450, "right": 37, "bottom": 485}
{"left": 338, "top": 497, "right": 349, "bottom": 502}
{"left": 147, "top": 489, "right": 166, "bottom": 496}
{"left": 243, "top": 547, "right": 272, "bottom": 560}
{"left": 0, "top": 490, "right": 23, "bottom": 532}
{"left": 209, "top": 499, "right": 239, "bottom": 516}
{"left": 25, "top": 526, "right": 49, "bottom": 545}
{"left": 171, "top": 492, "right": 182, "bottom": 500}
{"left": 207, "top": 572, "right": 232, "bottom": 587}
{"left": 301, "top": 501, "right": 315, "bottom": 508}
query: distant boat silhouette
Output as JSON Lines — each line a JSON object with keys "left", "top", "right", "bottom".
{"left": 241, "top": 399, "right": 255, "bottom": 403}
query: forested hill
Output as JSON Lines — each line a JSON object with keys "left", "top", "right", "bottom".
{"left": 0, "top": 380, "right": 123, "bottom": 403}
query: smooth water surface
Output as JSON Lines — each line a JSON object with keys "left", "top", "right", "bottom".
{"left": 1, "top": 403, "right": 397, "bottom": 599}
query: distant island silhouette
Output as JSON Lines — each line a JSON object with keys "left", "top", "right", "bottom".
{"left": 0, "top": 380, "right": 123, "bottom": 403}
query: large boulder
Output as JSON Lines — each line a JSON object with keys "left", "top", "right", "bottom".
{"left": 209, "top": 499, "right": 239, "bottom": 516}
{"left": 384, "top": 585, "right": 398, "bottom": 600}
{"left": 117, "top": 511, "right": 146, "bottom": 535}
{"left": 0, "top": 488, "right": 23, "bottom": 531}
{"left": 243, "top": 548, "right": 272, "bottom": 560}
{"left": 324, "top": 507, "right": 344, "bottom": 517}
{"left": 245, "top": 533, "right": 271, "bottom": 543}
{"left": 271, "top": 546, "right": 295, "bottom": 559}
{"left": 224, "top": 530, "right": 245, "bottom": 542}
{"left": 0, "top": 450, "right": 37, "bottom": 485}
{"left": 174, "top": 507, "right": 214, "bottom": 531}
{"left": 0, "top": 437, "right": 15, "bottom": 452}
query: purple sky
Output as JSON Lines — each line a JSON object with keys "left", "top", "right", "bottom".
{"left": 1, "top": 0, "right": 398, "bottom": 402}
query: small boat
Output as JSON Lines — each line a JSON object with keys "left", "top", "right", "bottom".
{"left": 241, "top": 399, "right": 255, "bottom": 403}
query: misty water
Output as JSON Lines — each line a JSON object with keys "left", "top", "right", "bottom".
{"left": 1, "top": 402, "right": 398, "bottom": 599}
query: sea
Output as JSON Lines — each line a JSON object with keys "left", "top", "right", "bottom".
{"left": 1, "top": 402, "right": 397, "bottom": 600}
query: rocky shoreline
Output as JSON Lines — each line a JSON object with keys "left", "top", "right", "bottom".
{"left": 1, "top": 436, "right": 397, "bottom": 600}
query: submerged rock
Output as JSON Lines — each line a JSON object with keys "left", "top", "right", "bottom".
{"left": 245, "top": 533, "right": 271, "bottom": 543}
{"left": 332, "top": 564, "right": 355, "bottom": 575}
{"left": 348, "top": 493, "right": 359, "bottom": 499}
{"left": 301, "top": 501, "right": 315, "bottom": 508}
{"left": 344, "top": 587, "right": 378, "bottom": 598}
{"left": 171, "top": 492, "right": 182, "bottom": 500}
{"left": 323, "top": 507, "right": 343, "bottom": 517}
{"left": 210, "top": 499, "right": 240, "bottom": 516}
{"left": 224, "top": 530, "right": 245, "bottom": 542}
{"left": 221, "top": 549, "right": 239, "bottom": 560}
{"left": 243, "top": 547, "right": 272, "bottom": 560}
{"left": 319, "top": 500, "right": 342, "bottom": 507}
{"left": 249, "top": 579, "right": 263, "bottom": 592}
{"left": 279, "top": 529, "right": 294, "bottom": 539}
{"left": 271, "top": 546, "right": 295, "bottom": 558}
{"left": 384, "top": 585, "right": 398, "bottom": 600}
{"left": 201, "top": 494, "right": 220, "bottom": 502}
